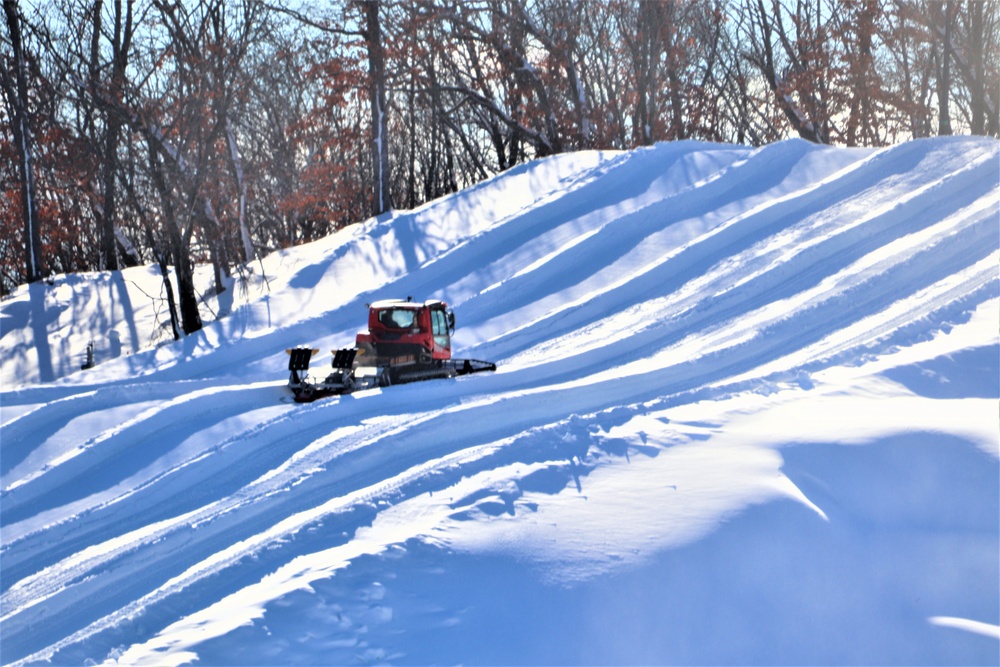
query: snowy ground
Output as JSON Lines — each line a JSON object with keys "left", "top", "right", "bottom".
{"left": 1, "top": 137, "right": 998, "bottom": 666}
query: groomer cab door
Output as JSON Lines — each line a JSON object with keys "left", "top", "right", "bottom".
{"left": 428, "top": 302, "right": 453, "bottom": 360}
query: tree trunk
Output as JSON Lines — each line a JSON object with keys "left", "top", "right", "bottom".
{"left": 170, "top": 224, "right": 202, "bottom": 335}
{"left": 967, "top": 0, "right": 986, "bottom": 134}
{"left": 362, "top": 0, "right": 391, "bottom": 216}
{"left": 147, "top": 138, "right": 202, "bottom": 335}
{"left": 225, "top": 116, "right": 254, "bottom": 262}
{"left": 935, "top": 1, "right": 954, "bottom": 136}
{"left": 144, "top": 223, "right": 181, "bottom": 341}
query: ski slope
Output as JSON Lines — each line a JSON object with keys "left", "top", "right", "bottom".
{"left": 1, "top": 137, "right": 998, "bottom": 666}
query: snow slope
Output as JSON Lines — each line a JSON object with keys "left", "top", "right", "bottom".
{"left": 1, "top": 137, "right": 998, "bottom": 666}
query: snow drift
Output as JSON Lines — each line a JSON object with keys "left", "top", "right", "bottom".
{"left": 1, "top": 137, "right": 997, "bottom": 666}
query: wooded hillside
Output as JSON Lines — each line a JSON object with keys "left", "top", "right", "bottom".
{"left": 2, "top": 0, "right": 997, "bottom": 332}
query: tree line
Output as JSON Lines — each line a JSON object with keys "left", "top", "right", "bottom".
{"left": 2, "top": 0, "right": 997, "bottom": 336}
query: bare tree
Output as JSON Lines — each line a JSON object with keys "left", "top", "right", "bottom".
{"left": 94, "top": 0, "right": 136, "bottom": 270}
{"left": 1, "top": 0, "right": 43, "bottom": 282}
{"left": 930, "top": 0, "right": 957, "bottom": 134}
{"left": 739, "top": 0, "right": 834, "bottom": 144}
{"left": 937, "top": 0, "right": 999, "bottom": 136}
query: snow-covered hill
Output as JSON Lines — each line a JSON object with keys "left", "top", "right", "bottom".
{"left": 1, "top": 138, "right": 997, "bottom": 666}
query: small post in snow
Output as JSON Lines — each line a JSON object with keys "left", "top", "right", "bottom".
{"left": 81, "top": 340, "right": 95, "bottom": 370}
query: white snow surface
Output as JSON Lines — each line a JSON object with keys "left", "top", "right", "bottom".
{"left": 1, "top": 138, "right": 998, "bottom": 666}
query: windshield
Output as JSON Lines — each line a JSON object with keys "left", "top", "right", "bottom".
{"left": 378, "top": 308, "right": 416, "bottom": 329}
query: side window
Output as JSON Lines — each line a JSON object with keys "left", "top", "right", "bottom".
{"left": 431, "top": 309, "right": 450, "bottom": 348}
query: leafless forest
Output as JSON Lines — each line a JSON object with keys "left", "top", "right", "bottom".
{"left": 2, "top": 0, "right": 997, "bottom": 334}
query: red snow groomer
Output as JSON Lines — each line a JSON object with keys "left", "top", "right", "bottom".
{"left": 286, "top": 298, "right": 496, "bottom": 402}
